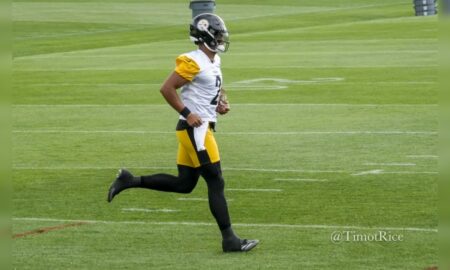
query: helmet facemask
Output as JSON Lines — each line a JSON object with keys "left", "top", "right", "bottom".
{"left": 203, "top": 31, "right": 229, "bottom": 53}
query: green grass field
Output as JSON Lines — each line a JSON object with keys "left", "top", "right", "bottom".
{"left": 12, "top": 0, "right": 438, "bottom": 269}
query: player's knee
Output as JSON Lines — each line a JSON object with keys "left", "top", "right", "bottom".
{"left": 204, "top": 172, "right": 225, "bottom": 192}
{"left": 200, "top": 163, "right": 221, "bottom": 181}
{"left": 176, "top": 175, "right": 198, "bottom": 193}
{"left": 176, "top": 165, "right": 200, "bottom": 193}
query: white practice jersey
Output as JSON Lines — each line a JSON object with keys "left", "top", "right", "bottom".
{"left": 174, "top": 49, "right": 222, "bottom": 122}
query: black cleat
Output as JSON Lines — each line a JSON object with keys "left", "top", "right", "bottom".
{"left": 107, "top": 169, "right": 135, "bottom": 203}
{"left": 223, "top": 238, "right": 259, "bottom": 252}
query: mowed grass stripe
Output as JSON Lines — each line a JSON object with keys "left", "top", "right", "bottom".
{"left": 13, "top": 1, "right": 417, "bottom": 57}
{"left": 13, "top": 50, "right": 437, "bottom": 59}
{"left": 11, "top": 130, "right": 438, "bottom": 135}
{"left": 12, "top": 104, "right": 437, "bottom": 134}
{"left": 236, "top": 15, "right": 433, "bottom": 38}
{"left": 14, "top": 38, "right": 437, "bottom": 60}
{"left": 13, "top": 103, "right": 438, "bottom": 107}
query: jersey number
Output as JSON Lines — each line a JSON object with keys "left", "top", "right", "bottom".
{"left": 210, "top": 76, "right": 222, "bottom": 105}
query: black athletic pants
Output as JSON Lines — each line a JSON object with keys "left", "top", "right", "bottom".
{"left": 139, "top": 162, "right": 231, "bottom": 230}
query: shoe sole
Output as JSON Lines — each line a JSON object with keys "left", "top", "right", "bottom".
{"left": 241, "top": 240, "right": 259, "bottom": 252}
{"left": 223, "top": 239, "right": 259, "bottom": 252}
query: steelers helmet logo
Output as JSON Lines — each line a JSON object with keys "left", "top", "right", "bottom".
{"left": 197, "top": 19, "right": 209, "bottom": 31}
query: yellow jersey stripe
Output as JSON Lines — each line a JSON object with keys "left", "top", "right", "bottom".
{"left": 175, "top": 55, "right": 200, "bottom": 81}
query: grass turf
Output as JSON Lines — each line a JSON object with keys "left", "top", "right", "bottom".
{"left": 12, "top": 0, "right": 437, "bottom": 269}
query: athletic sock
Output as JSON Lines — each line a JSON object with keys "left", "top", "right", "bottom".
{"left": 116, "top": 170, "right": 141, "bottom": 189}
{"left": 220, "top": 226, "right": 239, "bottom": 241}
{"left": 221, "top": 226, "right": 242, "bottom": 251}
{"left": 130, "top": 176, "right": 141, "bottom": 187}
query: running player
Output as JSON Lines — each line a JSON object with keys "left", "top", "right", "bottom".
{"left": 107, "top": 13, "right": 259, "bottom": 252}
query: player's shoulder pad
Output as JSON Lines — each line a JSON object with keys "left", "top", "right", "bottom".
{"left": 175, "top": 54, "right": 200, "bottom": 81}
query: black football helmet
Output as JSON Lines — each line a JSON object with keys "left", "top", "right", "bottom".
{"left": 190, "top": 13, "right": 229, "bottom": 53}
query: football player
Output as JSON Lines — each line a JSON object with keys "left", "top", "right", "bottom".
{"left": 107, "top": 13, "right": 259, "bottom": 252}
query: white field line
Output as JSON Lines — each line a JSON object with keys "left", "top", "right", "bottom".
{"left": 14, "top": 50, "right": 436, "bottom": 58}
{"left": 11, "top": 166, "right": 346, "bottom": 174}
{"left": 177, "top": 198, "right": 234, "bottom": 202}
{"left": 364, "top": 163, "right": 416, "bottom": 166}
{"left": 13, "top": 130, "right": 173, "bottom": 134}
{"left": 380, "top": 171, "right": 438, "bottom": 175}
{"left": 224, "top": 167, "right": 346, "bottom": 173}
{"left": 12, "top": 103, "right": 438, "bottom": 107}
{"left": 17, "top": 80, "right": 438, "bottom": 86}
{"left": 232, "top": 50, "right": 437, "bottom": 55}
{"left": 238, "top": 73, "right": 380, "bottom": 84}
{"left": 226, "top": 188, "right": 282, "bottom": 192}
{"left": 227, "top": 81, "right": 437, "bottom": 87}
{"left": 11, "top": 166, "right": 437, "bottom": 175}
{"left": 226, "top": 81, "right": 436, "bottom": 91}
{"left": 240, "top": 38, "right": 437, "bottom": 43}
{"left": 12, "top": 217, "right": 437, "bottom": 233}
{"left": 21, "top": 83, "right": 161, "bottom": 86}
{"left": 12, "top": 166, "right": 176, "bottom": 171}
{"left": 227, "top": 77, "right": 438, "bottom": 90}
{"left": 352, "top": 169, "right": 384, "bottom": 176}
{"left": 201, "top": 131, "right": 436, "bottom": 135}
{"left": 14, "top": 65, "right": 438, "bottom": 71}
{"left": 177, "top": 198, "right": 208, "bottom": 202}
{"left": 122, "top": 208, "right": 179, "bottom": 213}
{"left": 55, "top": 80, "right": 399, "bottom": 90}
{"left": 352, "top": 170, "right": 438, "bottom": 176}
{"left": 12, "top": 130, "right": 438, "bottom": 135}
{"left": 407, "top": 155, "right": 438, "bottom": 159}
{"left": 274, "top": 178, "right": 329, "bottom": 182}
{"left": 230, "top": 103, "right": 438, "bottom": 107}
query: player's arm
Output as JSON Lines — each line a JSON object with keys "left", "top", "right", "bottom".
{"left": 160, "top": 71, "right": 203, "bottom": 127}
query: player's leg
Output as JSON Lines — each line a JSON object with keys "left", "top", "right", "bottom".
{"left": 107, "top": 164, "right": 200, "bottom": 202}
{"left": 107, "top": 136, "right": 200, "bottom": 202}
{"left": 200, "top": 162, "right": 258, "bottom": 252}
{"left": 182, "top": 125, "right": 259, "bottom": 252}
{"left": 139, "top": 164, "right": 200, "bottom": 193}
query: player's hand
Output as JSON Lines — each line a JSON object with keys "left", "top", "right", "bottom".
{"left": 186, "top": 113, "right": 203, "bottom": 128}
{"left": 216, "top": 101, "right": 230, "bottom": 115}
{"left": 216, "top": 87, "right": 230, "bottom": 115}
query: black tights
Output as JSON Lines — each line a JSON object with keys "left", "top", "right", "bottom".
{"left": 139, "top": 162, "right": 231, "bottom": 230}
